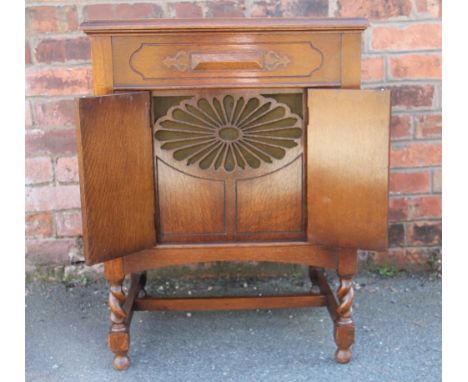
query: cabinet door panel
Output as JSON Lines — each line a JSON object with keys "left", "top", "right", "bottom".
{"left": 76, "top": 92, "right": 156, "bottom": 265}
{"left": 152, "top": 89, "right": 307, "bottom": 243}
{"left": 236, "top": 155, "right": 304, "bottom": 235}
{"left": 307, "top": 89, "right": 390, "bottom": 250}
{"left": 156, "top": 159, "right": 226, "bottom": 241}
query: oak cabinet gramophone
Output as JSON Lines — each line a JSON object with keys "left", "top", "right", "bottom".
{"left": 75, "top": 18, "right": 390, "bottom": 370}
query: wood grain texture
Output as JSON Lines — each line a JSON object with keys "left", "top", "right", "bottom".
{"left": 112, "top": 33, "right": 341, "bottom": 89}
{"left": 236, "top": 156, "right": 304, "bottom": 234}
{"left": 156, "top": 159, "right": 226, "bottom": 240}
{"left": 340, "top": 33, "right": 361, "bottom": 89}
{"left": 134, "top": 294, "right": 327, "bottom": 311}
{"left": 81, "top": 18, "right": 368, "bottom": 34}
{"left": 307, "top": 89, "right": 390, "bottom": 251}
{"left": 89, "top": 37, "right": 128, "bottom": 281}
{"left": 76, "top": 92, "right": 156, "bottom": 265}
{"left": 153, "top": 89, "right": 305, "bottom": 243}
{"left": 90, "top": 36, "right": 114, "bottom": 95}
{"left": 76, "top": 17, "right": 381, "bottom": 368}
{"left": 123, "top": 242, "right": 338, "bottom": 274}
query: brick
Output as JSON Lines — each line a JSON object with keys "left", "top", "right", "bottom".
{"left": 372, "top": 23, "right": 441, "bottom": 51}
{"left": 415, "top": 114, "right": 442, "bottom": 139}
{"left": 389, "top": 54, "right": 441, "bottom": 80}
{"left": 390, "top": 115, "right": 412, "bottom": 140}
{"left": 34, "top": 99, "right": 75, "bottom": 128}
{"left": 361, "top": 56, "right": 384, "bottom": 82}
{"left": 415, "top": 0, "right": 441, "bottom": 18}
{"left": 26, "top": 213, "right": 53, "bottom": 237}
{"left": 408, "top": 196, "right": 441, "bottom": 219}
{"left": 83, "top": 3, "right": 163, "bottom": 21}
{"left": 407, "top": 221, "right": 441, "bottom": 246}
{"left": 206, "top": 1, "right": 246, "bottom": 17}
{"left": 251, "top": 1, "right": 282, "bottom": 17}
{"left": 389, "top": 171, "right": 430, "bottom": 194}
{"left": 34, "top": 37, "right": 90, "bottom": 63}
{"left": 25, "top": 100, "right": 33, "bottom": 128}
{"left": 389, "top": 223, "right": 405, "bottom": 247}
{"left": 389, "top": 197, "right": 408, "bottom": 221}
{"left": 390, "top": 142, "right": 441, "bottom": 168}
{"left": 281, "top": 0, "right": 328, "bottom": 16}
{"left": 56, "top": 210, "right": 82, "bottom": 237}
{"left": 390, "top": 85, "right": 434, "bottom": 109}
{"left": 26, "top": 128, "right": 77, "bottom": 156}
{"left": 337, "top": 0, "right": 412, "bottom": 19}
{"left": 26, "top": 40, "right": 32, "bottom": 65}
{"left": 26, "top": 6, "right": 78, "bottom": 35}
{"left": 369, "top": 248, "right": 407, "bottom": 270}
{"left": 405, "top": 247, "right": 440, "bottom": 271}
{"left": 26, "top": 238, "right": 79, "bottom": 265}
{"left": 432, "top": 168, "right": 441, "bottom": 193}
{"left": 389, "top": 196, "right": 442, "bottom": 221}
{"left": 172, "top": 2, "right": 203, "bottom": 17}
{"left": 56, "top": 156, "right": 79, "bottom": 183}
{"left": 369, "top": 247, "right": 437, "bottom": 272}
{"left": 26, "top": 67, "right": 92, "bottom": 96}
{"left": 26, "top": 185, "right": 81, "bottom": 212}
{"left": 26, "top": 156, "right": 53, "bottom": 185}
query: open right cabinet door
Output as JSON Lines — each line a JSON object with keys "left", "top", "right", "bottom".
{"left": 307, "top": 89, "right": 391, "bottom": 251}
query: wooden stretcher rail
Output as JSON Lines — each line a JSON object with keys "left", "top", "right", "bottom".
{"left": 133, "top": 294, "right": 327, "bottom": 311}
{"left": 315, "top": 271, "right": 339, "bottom": 322}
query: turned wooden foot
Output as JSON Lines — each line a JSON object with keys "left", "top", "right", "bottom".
{"left": 335, "top": 348, "right": 352, "bottom": 364}
{"left": 108, "top": 277, "right": 130, "bottom": 370}
{"left": 334, "top": 274, "right": 355, "bottom": 364}
{"left": 113, "top": 354, "right": 131, "bottom": 370}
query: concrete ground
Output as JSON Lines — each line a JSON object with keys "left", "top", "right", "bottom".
{"left": 26, "top": 271, "right": 441, "bottom": 382}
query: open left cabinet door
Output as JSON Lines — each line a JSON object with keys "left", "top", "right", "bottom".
{"left": 76, "top": 92, "right": 156, "bottom": 265}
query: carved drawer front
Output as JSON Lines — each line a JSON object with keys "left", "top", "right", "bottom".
{"left": 153, "top": 89, "right": 306, "bottom": 244}
{"left": 112, "top": 33, "right": 342, "bottom": 89}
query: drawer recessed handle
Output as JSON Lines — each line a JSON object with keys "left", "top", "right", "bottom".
{"left": 162, "top": 50, "right": 291, "bottom": 72}
{"left": 192, "top": 52, "right": 263, "bottom": 71}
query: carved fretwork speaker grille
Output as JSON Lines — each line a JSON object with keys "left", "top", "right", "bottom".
{"left": 153, "top": 90, "right": 306, "bottom": 244}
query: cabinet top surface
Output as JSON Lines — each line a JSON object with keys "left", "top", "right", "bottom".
{"left": 81, "top": 17, "right": 368, "bottom": 35}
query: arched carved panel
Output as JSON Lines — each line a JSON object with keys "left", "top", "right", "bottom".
{"left": 153, "top": 90, "right": 305, "bottom": 244}
{"left": 154, "top": 92, "right": 304, "bottom": 180}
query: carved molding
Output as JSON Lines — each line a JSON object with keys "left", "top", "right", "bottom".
{"left": 264, "top": 50, "right": 290, "bottom": 70}
{"left": 154, "top": 94, "right": 303, "bottom": 172}
{"left": 161, "top": 49, "right": 291, "bottom": 73}
{"left": 127, "top": 41, "right": 325, "bottom": 81}
{"left": 162, "top": 50, "right": 190, "bottom": 72}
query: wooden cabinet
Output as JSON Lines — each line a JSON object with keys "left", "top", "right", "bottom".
{"left": 76, "top": 18, "right": 390, "bottom": 370}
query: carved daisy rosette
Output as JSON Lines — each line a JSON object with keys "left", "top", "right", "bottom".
{"left": 154, "top": 94, "right": 303, "bottom": 177}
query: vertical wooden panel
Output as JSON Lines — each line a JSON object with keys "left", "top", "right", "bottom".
{"left": 76, "top": 92, "right": 156, "bottom": 265}
{"left": 88, "top": 37, "right": 127, "bottom": 279}
{"left": 236, "top": 156, "right": 304, "bottom": 234}
{"left": 307, "top": 89, "right": 390, "bottom": 250}
{"left": 90, "top": 36, "right": 114, "bottom": 95}
{"left": 157, "top": 160, "right": 226, "bottom": 241}
{"left": 341, "top": 33, "right": 361, "bottom": 89}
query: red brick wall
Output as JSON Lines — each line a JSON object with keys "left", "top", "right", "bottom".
{"left": 25, "top": 0, "right": 442, "bottom": 271}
